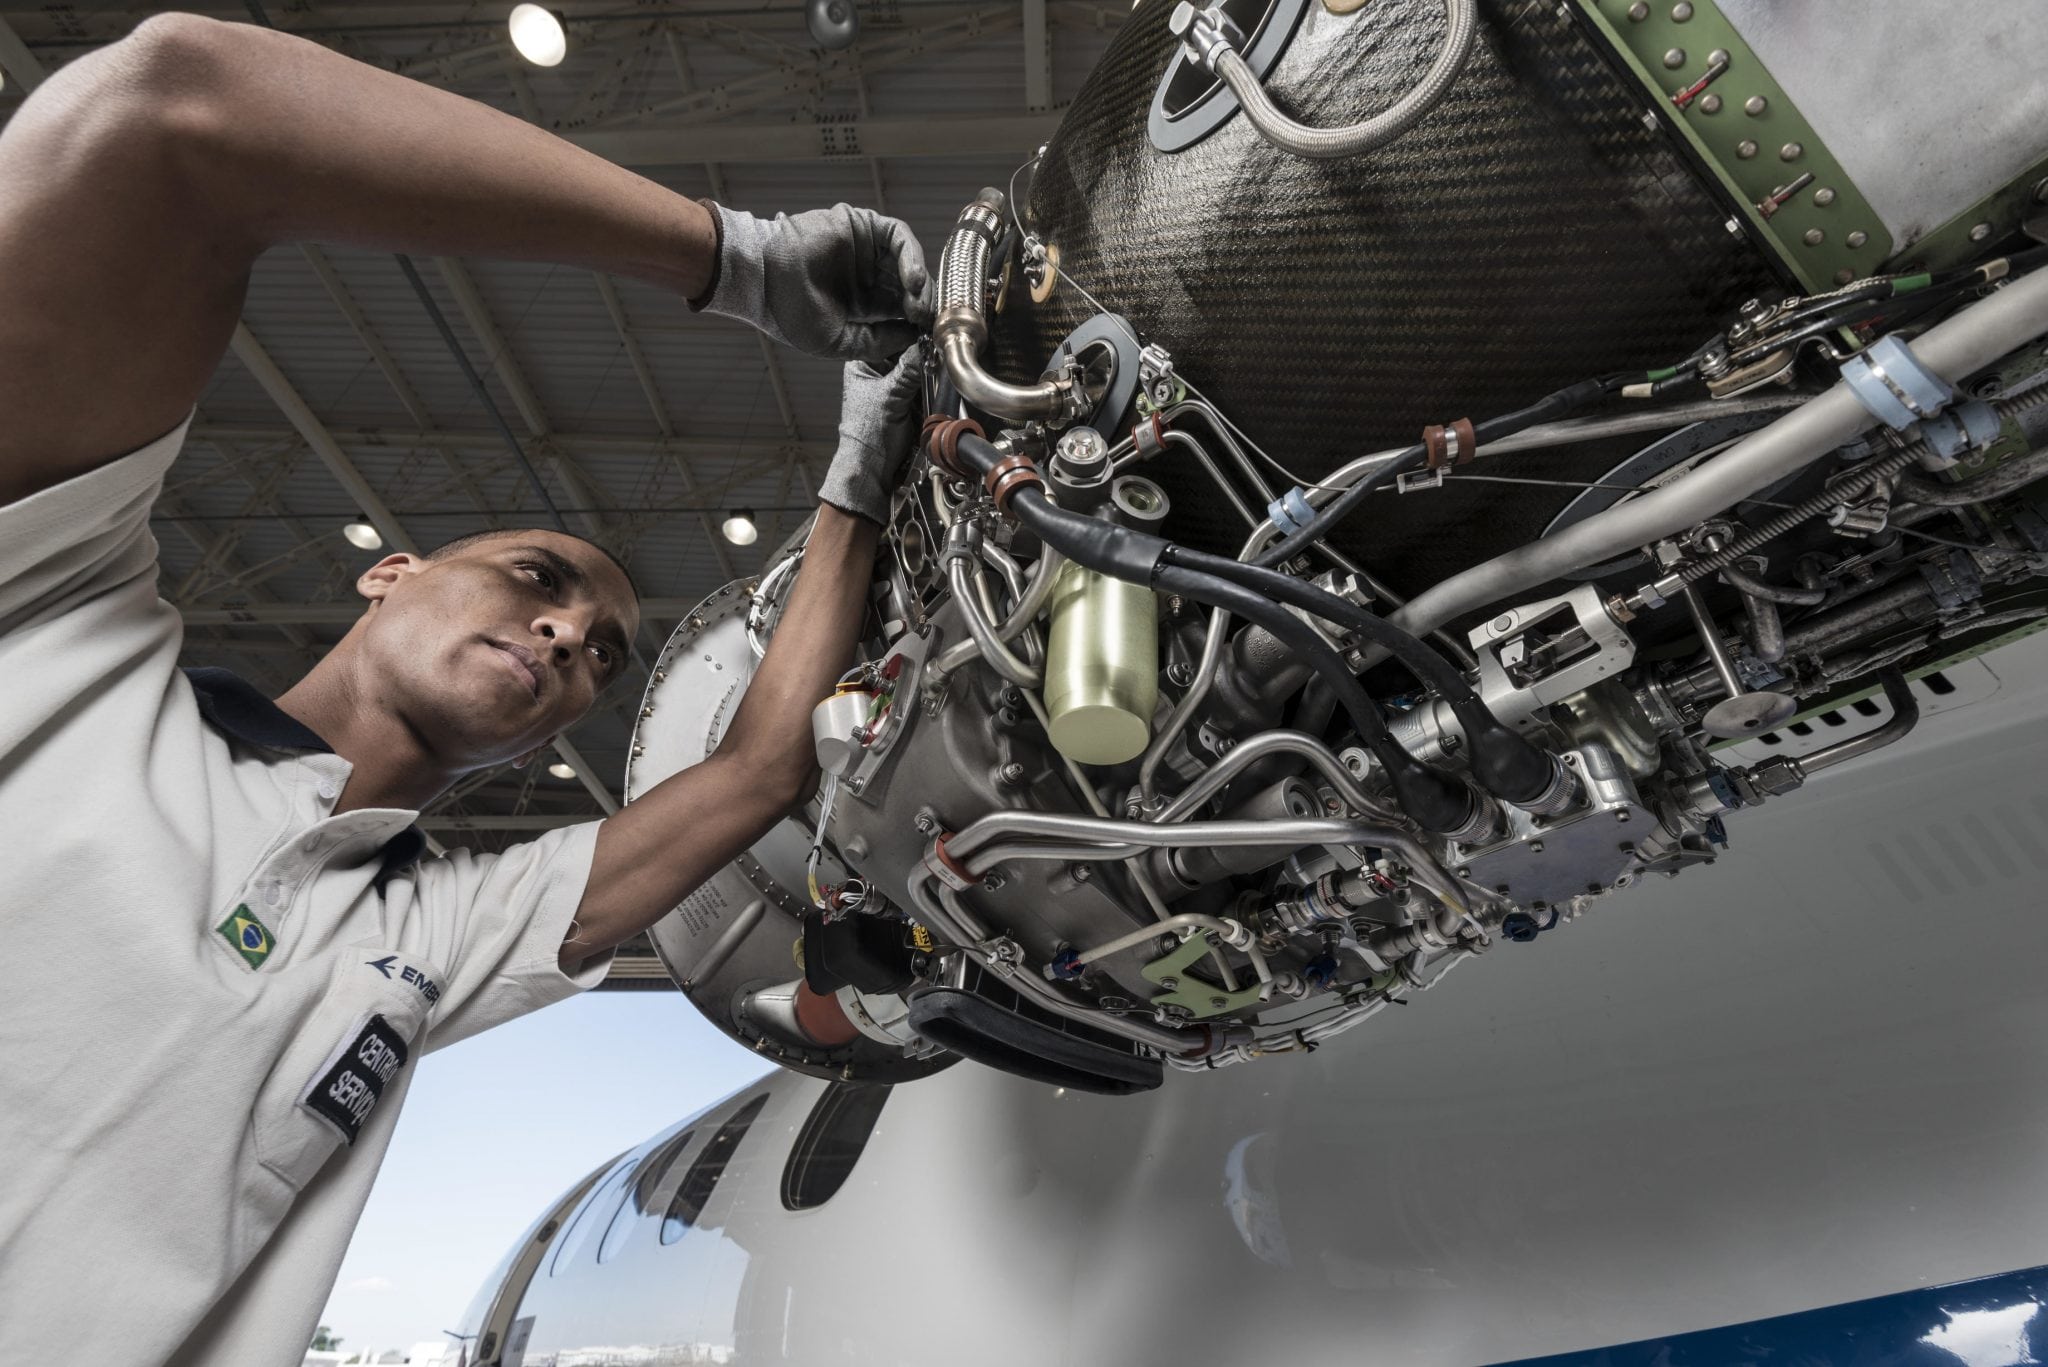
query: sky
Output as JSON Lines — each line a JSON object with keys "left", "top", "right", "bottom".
{"left": 318, "top": 991, "right": 770, "bottom": 1357}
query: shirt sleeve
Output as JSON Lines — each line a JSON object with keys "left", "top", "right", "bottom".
{"left": 0, "top": 418, "right": 190, "bottom": 758}
{"left": 396, "top": 819, "right": 617, "bottom": 1051}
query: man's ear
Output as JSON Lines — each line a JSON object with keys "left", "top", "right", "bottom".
{"left": 357, "top": 553, "right": 427, "bottom": 604}
{"left": 512, "top": 738, "right": 559, "bottom": 770}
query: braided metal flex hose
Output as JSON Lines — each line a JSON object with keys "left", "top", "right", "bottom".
{"left": 1195, "top": 0, "right": 1480, "bottom": 160}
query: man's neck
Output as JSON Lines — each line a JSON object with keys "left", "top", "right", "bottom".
{"left": 274, "top": 650, "right": 452, "bottom": 813}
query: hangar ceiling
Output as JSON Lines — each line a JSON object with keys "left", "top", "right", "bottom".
{"left": 0, "top": 0, "right": 1128, "bottom": 985}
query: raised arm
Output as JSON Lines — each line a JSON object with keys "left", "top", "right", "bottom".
{"left": 562, "top": 352, "right": 925, "bottom": 969}
{"left": 0, "top": 13, "right": 928, "bottom": 506}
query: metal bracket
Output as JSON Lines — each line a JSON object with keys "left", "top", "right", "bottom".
{"left": 1141, "top": 931, "right": 1265, "bottom": 1019}
{"left": 1395, "top": 467, "right": 1447, "bottom": 495}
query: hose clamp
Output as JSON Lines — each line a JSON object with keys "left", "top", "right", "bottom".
{"left": 1840, "top": 335, "right": 1954, "bottom": 431}
{"left": 1422, "top": 417, "right": 1478, "bottom": 470}
{"left": 923, "top": 834, "right": 979, "bottom": 892}
{"left": 1265, "top": 486, "right": 1316, "bottom": 536}
{"left": 983, "top": 452, "right": 1047, "bottom": 515}
{"left": 1913, "top": 398, "right": 2002, "bottom": 469}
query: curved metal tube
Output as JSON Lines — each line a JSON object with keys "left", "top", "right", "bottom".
{"left": 1164, "top": 430, "right": 1261, "bottom": 529}
{"left": 1799, "top": 669, "right": 1920, "bottom": 774}
{"left": 948, "top": 812, "right": 1376, "bottom": 866}
{"left": 910, "top": 877, "right": 1210, "bottom": 1055}
{"left": 1200, "top": 0, "right": 1479, "bottom": 161}
{"left": 1390, "top": 266, "right": 2048, "bottom": 641}
{"left": 931, "top": 545, "right": 1066, "bottom": 675}
{"left": 1154, "top": 728, "right": 1396, "bottom": 823}
{"left": 1138, "top": 604, "right": 1231, "bottom": 803}
{"left": 932, "top": 189, "right": 1086, "bottom": 422}
{"left": 1073, "top": 914, "right": 1273, "bottom": 988}
{"left": 1722, "top": 562, "right": 1828, "bottom": 606}
{"left": 942, "top": 529, "right": 1040, "bottom": 688}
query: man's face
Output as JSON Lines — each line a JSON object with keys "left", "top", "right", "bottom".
{"left": 354, "top": 531, "right": 640, "bottom": 769}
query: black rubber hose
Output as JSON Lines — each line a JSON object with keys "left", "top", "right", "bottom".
{"left": 1152, "top": 565, "right": 1480, "bottom": 834}
{"left": 1160, "top": 544, "right": 1559, "bottom": 805}
{"left": 1252, "top": 377, "right": 1620, "bottom": 570}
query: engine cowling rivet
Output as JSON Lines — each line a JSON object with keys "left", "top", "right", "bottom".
{"left": 1735, "top": 140, "right": 1758, "bottom": 160}
{"left": 1454, "top": 865, "right": 1472, "bottom": 878}
{"left": 1970, "top": 221, "right": 1993, "bottom": 242}
{"left": 1627, "top": 0, "right": 1648, "bottom": 17}
{"left": 1744, "top": 95, "right": 1767, "bottom": 116}
{"left": 1779, "top": 141, "right": 1803, "bottom": 161}
{"left": 1669, "top": 1, "right": 1692, "bottom": 19}
{"left": 1661, "top": 47, "right": 1686, "bottom": 69}
{"left": 1846, "top": 229, "right": 1868, "bottom": 248}
{"left": 1803, "top": 228, "right": 1824, "bottom": 246}
{"left": 1813, "top": 187, "right": 1836, "bottom": 206}
{"left": 1697, "top": 93, "right": 1721, "bottom": 114}
{"left": 1835, "top": 269, "right": 1856, "bottom": 285}
{"left": 1615, "top": 810, "right": 1632, "bottom": 824}
{"left": 1706, "top": 47, "right": 1728, "bottom": 65}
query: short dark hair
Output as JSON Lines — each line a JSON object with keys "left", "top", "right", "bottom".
{"left": 424, "top": 527, "right": 642, "bottom": 603}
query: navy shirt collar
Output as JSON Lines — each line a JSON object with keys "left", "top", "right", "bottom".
{"left": 183, "top": 667, "right": 428, "bottom": 879}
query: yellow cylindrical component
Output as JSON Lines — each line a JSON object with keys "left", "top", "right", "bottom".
{"left": 1043, "top": 559, "right": 1158, "bottom": 766}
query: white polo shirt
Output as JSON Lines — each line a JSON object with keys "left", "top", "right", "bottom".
{"left": 0, "top": 418, "right": 613, "bottom": 1366}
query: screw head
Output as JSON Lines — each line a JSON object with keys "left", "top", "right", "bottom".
{"left": 1159, "top": 976, "right": 1180, "bottom": 991}
{"left": 1070, "top": 863, "right": 1092, "bottom": 882}
{"left": 1813, "top": 186, "right": 1836, "bottom": 207}
{"left": 1846, "top": 229, "right": 1868, "bottom": 248}
{"left": 1803, "top": 228, "right": 1824, "bottom": 246}
{"left": 1736, "top": 139, "right": 1759, "bottom": 160}
{"left": 1780, "top": 142, "right": 1804, "bottom": 161}
{"left": 1670, "top": 1, "right": 1693, "bottom": 19}
{"left": 1454, "top": 865, "right": 1472, "bottom": 878}
{"left": 1970, "top": 221, "right": 1993, "bottom": 242}
{"left": 1615, "top": 810, "right": 1632, "bottom": 824}
{"left": 1698, "top": 93, "right": 1722, "bottom": 114}
{"left": 1210, "top": 996, "right": 1228, "bottom": 1010}
{"left": 1627, "top": 0, "right": 1648, "bottom": 17}
{"left": 1530, "top": 841, "right": 1545, "bottom": 854}
{"left": 1744, "top": 94, "right": 1767, "bottom": 116}
{"left": 1662, "top": 47, "right": 1686, "bottom": 68}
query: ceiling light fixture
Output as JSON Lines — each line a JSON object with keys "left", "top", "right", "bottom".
{"left": 805, "top": 0, "right": 859, "bottom": 50}
{"left": 342, "top": 516, "right": 384, "bottom": 551}
{"left": 547, "top": 761, "right": 578, "bottom": 780}
{"left": 508, "top": 4, "right": 568, "bottom": 67}
{"left": 722, "top": 509, "right": 760, "bottom": 547}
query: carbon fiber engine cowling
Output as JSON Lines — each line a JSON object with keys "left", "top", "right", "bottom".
{"left": 988, "top": 0, "right": 1778, "bottom": 600}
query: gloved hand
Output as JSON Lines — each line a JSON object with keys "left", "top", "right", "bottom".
{"left": 691, "top": 201, "right": 935, "bottom": 363}
{"left": 820, "top": 344, "right": 926, "bottom": 526}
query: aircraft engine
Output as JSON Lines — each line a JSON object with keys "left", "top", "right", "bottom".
{"left": 630, "top": 0, "right": 2048, "bottom": 1093}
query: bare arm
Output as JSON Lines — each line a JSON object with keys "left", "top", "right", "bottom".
{"left": 565, "top": 507, "right": 879, "bottom": 969}
{"left": 0, "top": 13, "right": 715, "bottom": 505}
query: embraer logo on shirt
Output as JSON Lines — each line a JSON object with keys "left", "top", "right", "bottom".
{"left": 365, "top": 955, "right": 442, "bottom": 1004}
{"left": 215, "top": 905, "right": 276, "bottom": 970}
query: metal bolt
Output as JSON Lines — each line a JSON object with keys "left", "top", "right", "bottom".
{"left": 846, "top": 777, "right": 864, "bottom": 794}
{"left": 1744, "top": 94, "right": 1767, "bottom": 116}
{"left": 1846, "top": 229, "right": 1868, "bottom": 248}
{"left": 1626, "top": 0, "right": 1648, "bottom": 17}
{"left": 1970, "top": 221, "right": 1993, "bottom": 242}
{"left": 1835, "top": 269, "right": 1856, "bottom": 285}
{"left": 982, "top": 871, "right": 1006, "bottom": 891}
{"left": 1159, "top": 976, "right": 1180, "bottom": 991}
{"left": 1530, "top": 841, "right": 1545, "bottom": 854}
{"left": 1210, "top": 996, "right": 1228, "bottom": 1010}
{"left": 1491, "top": 613, "right": 1515, "bottom": 632}
{"left": 1615, "top": 810, "right": 1632, "bottom": 824}
{"left": 1813, "top": 186, "right": 1836, "bottom": 207}
{"left": 1698, "top": 93, "right": 1721, "bottom": 114}
{"left": 1779, "top": 142, "right": 1803, "bottom": 161}
{"left": 1803, "top": 228, "right": 1824, "bottom": 246}
{"left": 1070, "top": 863, "right": 1093, "bottom": 882}
{"left": 998, "top": 762, "right": 1026, "bottom": 786}
{"left": 1669, "top": 0, "right": 1692, "bottom": 17}
{"left": 1454, "top": 865, "right": 1472, "bottom": 878}
{"left": 1736, "top": 140, "right": 1758, "bottom": 159}
{"left": 1661, "top": 47, "right": 1686, "bottom": 69}
{"left": 1707, "top": 47, "right": 1728, "bottom": 65}
{"left": 1725, "top": 217, "right": 1742, "bottom": 235}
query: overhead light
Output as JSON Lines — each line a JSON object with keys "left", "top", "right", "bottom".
{"left": 508, "top": 4, "right": 567, "bottom": 67}
{"left": 547, "top": 761, "right": 578, "bottom": 780}
{"left": 805, "top": 0, "right": 859, "bottom": 50}
{"left": 342, "top": 516, "right": 384, "bottom": 551}
{"left": 722, "top": 509, "right": 759, "bottom": 547}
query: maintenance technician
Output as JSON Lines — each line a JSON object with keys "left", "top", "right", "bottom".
{"left": 0, "top": 14, "right": 930, "bottom": 1364}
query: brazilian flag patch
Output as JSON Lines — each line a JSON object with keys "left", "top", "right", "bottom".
{"left": 216, "top": 904, "right": 277, "bottom": 970}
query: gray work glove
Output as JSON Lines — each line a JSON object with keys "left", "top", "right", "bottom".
{"left": 820, "top": 344, "right": 926, "bottom": 525}
{"left": 691, "top": 201, "right": 935, "bottom": 363}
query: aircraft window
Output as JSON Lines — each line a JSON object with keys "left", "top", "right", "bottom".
{"left": 662, "top": 1095, "right": 768, "bottom": 1244}
{"left": 596, "top": 1126, "right": 696, "bottom": 1265}
{"left": 782, "top": 1083, "right": 891, "bottom": 1212}
{"left": 549, "top": 1154, "right": 635, "bottom": 1277}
